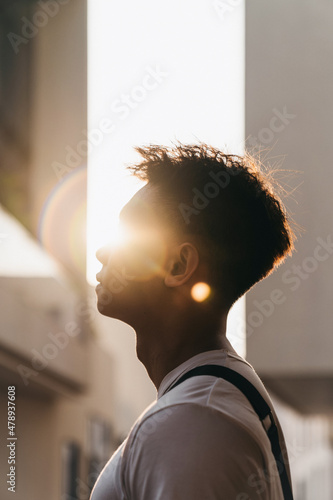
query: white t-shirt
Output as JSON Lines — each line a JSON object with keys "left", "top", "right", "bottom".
{"left": 90, "top": 349, "right": 290, "bottom": 500}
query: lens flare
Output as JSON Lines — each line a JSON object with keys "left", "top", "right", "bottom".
{"left": 119, "top": 227, "right": 167, "bottom": 282}
{"left": 38, "top": 166, "right": 87, "bottom": 275}
{"left": 191, "top": 282, "right": 211, "bottom": 302}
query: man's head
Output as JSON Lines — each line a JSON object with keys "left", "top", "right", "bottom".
{"left": 96, "top": 143, "right": 294, "bottom": 326}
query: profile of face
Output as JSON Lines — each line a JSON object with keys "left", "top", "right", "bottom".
{"left": 95, "top": 184, "right": 174, "bottom": 326}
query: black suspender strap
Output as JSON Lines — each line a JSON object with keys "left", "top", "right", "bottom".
{"left": 166, "top": 364, "right": 294, "bottom": 500}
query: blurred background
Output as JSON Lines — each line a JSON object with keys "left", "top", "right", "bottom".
{"left": 0, "top": 1, "right": 332, "bottom": 499}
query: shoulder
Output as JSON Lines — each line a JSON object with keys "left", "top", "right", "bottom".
{"left": 127, "top": 400, "right": 265, "bottom": 458}
{"left": 122, "top": 402, "right": 268, "bottom": 500}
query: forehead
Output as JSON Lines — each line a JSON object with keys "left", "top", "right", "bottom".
{"left": 119, "top": 184, "right": 161, "bottom": 227}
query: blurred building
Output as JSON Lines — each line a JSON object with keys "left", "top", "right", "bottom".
{"left": 245, "top": 1, "right": 333, "bottom": 499}
{"left": 0, "top": 2, "right": 154, "bottom": 500}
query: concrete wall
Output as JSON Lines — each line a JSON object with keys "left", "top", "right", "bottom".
{"left": 245, "top": 0, "right": 333, "bottom": 412}
{"left": 30, "top": 0, "right": 87, "bottom": 275}
{"left": 0, "top": 336, "right": 120, "bottom": 500}
{"left": 0, "top": 3, "right": 156, "bottom": 499}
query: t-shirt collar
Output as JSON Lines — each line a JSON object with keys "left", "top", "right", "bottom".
{"left": 157, "top": 349, "right": 235, "bottom": 398}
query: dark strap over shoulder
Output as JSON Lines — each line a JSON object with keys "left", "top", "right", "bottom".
{"left": 166, "top": 364, "right": 294, "bottom": 500}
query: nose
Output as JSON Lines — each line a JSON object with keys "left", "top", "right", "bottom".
{"left": 96, "top": 245, "right": 111, "bottom": 265}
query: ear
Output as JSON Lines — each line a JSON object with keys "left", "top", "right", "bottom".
{"left": 164, "top": 242, "right": 199, "bottom": 288}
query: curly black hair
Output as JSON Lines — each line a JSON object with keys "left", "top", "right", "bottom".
{"left": 128, "top": 143, "right": 295, "bottom": 308}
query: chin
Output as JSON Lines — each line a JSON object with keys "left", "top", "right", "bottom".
{"left": 95, "top": 283, "right": 113, "bottom": 315}
{"left": 95, "top": 283, "right": 130, "bottom": 323}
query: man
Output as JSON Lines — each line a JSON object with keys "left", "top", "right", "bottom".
{"left": 91, "top": 143, "right": 295, "bottom": 500}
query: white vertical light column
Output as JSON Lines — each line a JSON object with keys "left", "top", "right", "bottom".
{"left": 87, "top": 0, "right": 245, "bottom": 355}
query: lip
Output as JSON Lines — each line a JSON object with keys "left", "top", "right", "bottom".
{"left": 96, "top": 271, "right": 103, "bottom": 283}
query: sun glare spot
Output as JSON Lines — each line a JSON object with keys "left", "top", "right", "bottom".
{"left": 191, "top": 282, "right": 211, "bottom": 302}
{"left": 106, "top": 223, "right": 131, "bottom": 250}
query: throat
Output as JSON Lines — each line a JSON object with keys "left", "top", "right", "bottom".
{"left": 135, "top": 326, "right": 229, "bottom": 390}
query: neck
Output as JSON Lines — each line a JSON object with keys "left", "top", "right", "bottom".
{"left": 134, "top": 310, "right": 234, "bottom": 389}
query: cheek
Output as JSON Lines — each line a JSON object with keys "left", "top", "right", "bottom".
{"left": 121, "top": 240, "right": 168, "bottom": 281}
{"left": 100, "top": 235, "right": 168, "bottom": 292}
{"left": 97, "top": 273, "right": 164, "bottom": 316}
